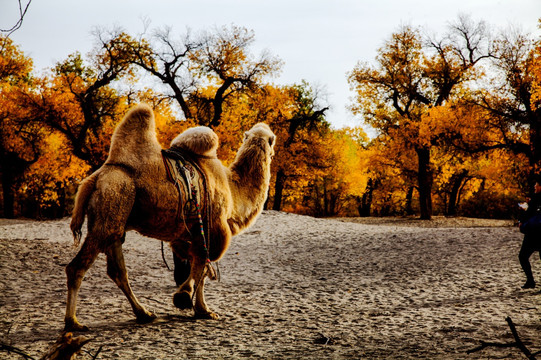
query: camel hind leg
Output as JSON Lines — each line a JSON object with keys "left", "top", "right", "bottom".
{"left": 172, "top": 219, "right": 230, "bottom": 319}
{"left": 105, "top": 239, "right": 156, "bottom": 324}
{"left": 176, "top": 259, "right": 218, "bottom": 319}
{"left": 170, "top": 244, "right": 219, "bottom": 319}
{"left": 65, "top": 168, "right": 140, "bottom": 330}
{"left": 172, "top": 255, "right": 208, "bottom": 312}
{"left": 65, "top": 238, "right": 100, "bottom": 331}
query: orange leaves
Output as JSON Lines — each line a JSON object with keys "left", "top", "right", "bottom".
{"left": 190, "top": 25, "right": 282, "bottom": 83}
{"left": 0, "top": 36, "right": 38, "bottom": 159}
{"left": 4, "top": 19, "right": 536, "bottom": 219}
{"left": 346, "top": 17, "right": 523, "bottom": 218}
{"left": 23, "top": 132, "right": 91, "bottom": 209}
{"left": 327, "top": 128, "right": 369, "bottom": 197}
{"left": 190, "top": 25, "right": 253, "bottom": 80}
{"left": 530, "top": 36, "right": 541, "bottom": 111}
{"left": 0, "top": 36, "right": 33, "bottom": 84}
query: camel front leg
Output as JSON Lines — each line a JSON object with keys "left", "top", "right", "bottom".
{"left": 193, "top": 264, "right": 219, "bottom": 319}
{"left": 190, "top": 218, "right": 229, "bottom": 319}
{"left": 106, "top": 240, "right": 156, "bottom": 324}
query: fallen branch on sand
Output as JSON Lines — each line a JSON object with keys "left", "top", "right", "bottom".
{"left": 467, "top": 317, "right": 540, "bottom": 359}
{"left": 41, "top": 332, "right": 92, "bottom": 360}
{"left": 0, "top": 342, "right": 35, "bottom": 359}
{"left": 1, "top": 332, "right": 100, "bottom": 360}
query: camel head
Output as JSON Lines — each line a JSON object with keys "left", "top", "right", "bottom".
{"left": 241, "top": 123, "right": 276, "bottom": 159}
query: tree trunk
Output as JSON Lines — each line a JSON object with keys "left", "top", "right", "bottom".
{"left": 272, "top": 168, "right": 286, "bottom": 211}
{"left": 328, "top": 191, "right": 339, "bottom": 216}
{"left": 323, "top": 178, "right": 329, "bottom": 216}
{"left": 416, "top": 147, "right": 433, "bottom": 220}
{"left": 55, "top": 181, "right": 67, "bottom": 218}
{"left": 447, "top": 170, "right": 468, "bottom": 216}
{"left": 405, "top": 186, "right": 414, "bottom": 215}
{"left": 312, "top": 179, "right": 323, "bottom": 217}
{"left": 1, "top": 170, "right": 15, "bottom": 218}
{"left": 209, "top": 78, "right": 234, "bottom": 128}
{"left": 528, "top": 94, "right": 541, "bottom": 169}
{"left": 357, "top": 178, "right": 374, "bottom": 217}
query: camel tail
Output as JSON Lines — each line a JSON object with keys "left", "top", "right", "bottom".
{"left": 70, "top": 171, "right": 99, "bottom": 247}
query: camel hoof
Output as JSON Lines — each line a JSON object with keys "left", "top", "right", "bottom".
{"left": 195, "top": 311, "right": 219, "bottom": 320}
{"left": 136, "top": 312, "right": 157, "bottom": 324}
{"left": 64, "top": 319, "right": 89, "bottom": 332}
{"left": 173, "top": 292, "right": 193, "bottom": 309}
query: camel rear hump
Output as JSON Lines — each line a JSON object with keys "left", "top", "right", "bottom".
{"left": 107, "top": 104, "right": 162, "bottom": 166}
{"left": 71, "top": 104, "right": 161, "bottom": 245}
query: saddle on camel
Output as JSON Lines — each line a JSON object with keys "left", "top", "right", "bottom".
{"left": 65, "top": 104, "right": 275, "bottom": 331}
{"left": 161, "top": 129, "right": 216, "bottom": 285}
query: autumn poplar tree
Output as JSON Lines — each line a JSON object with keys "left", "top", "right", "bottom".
{"left": 23, "top": 29, "right": 136, "bottom": 170}
{"left": 0, "top": 35, "right": 41, "bottom": 217}
{"left": 303, "top": 127, "right": 369, "bottom": 216}
{"left": 348, "top": 16, "right": 492, "bottom": 219}
{"left": 471, "top": 26, "right": 541, "bottom": 187}
{"left": 123, "top": 25, "right": 281, "bottom": 127}
{"left": 190, "top": 26, "right": 282, "bottom": 127}
{"left": 269, "top": 81, "right": 330, "bottom": 211}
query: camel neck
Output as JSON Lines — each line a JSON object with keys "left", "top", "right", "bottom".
{"left": 228, "top": 143, "right": 271, "bottom": 235}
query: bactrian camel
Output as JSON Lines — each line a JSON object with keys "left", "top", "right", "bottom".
{"left": 65, "top": 104, "right": 275, "bottom": 331}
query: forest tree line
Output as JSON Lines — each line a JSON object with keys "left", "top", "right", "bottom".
{"left": 1, "top": 16, "right": 540, "bottom": 220}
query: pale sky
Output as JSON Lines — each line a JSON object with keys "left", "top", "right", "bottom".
{"left": 2, "top": 0, "right": 540, "bottom": 129}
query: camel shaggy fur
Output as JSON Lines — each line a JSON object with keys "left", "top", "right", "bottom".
{"left": 65, "top": 104, "right": 275, "bottom": 331}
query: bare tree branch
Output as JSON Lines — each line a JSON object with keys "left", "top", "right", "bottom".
{"left": 1, "top": 0, "right": 32, "bottom": 37}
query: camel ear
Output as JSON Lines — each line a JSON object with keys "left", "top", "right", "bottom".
{"left": 268, "top": 135, "right": 275, "bottom": 146}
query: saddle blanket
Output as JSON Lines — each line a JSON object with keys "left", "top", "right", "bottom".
{"left": 161, "top": 148, "right": 207, "bottom": 221}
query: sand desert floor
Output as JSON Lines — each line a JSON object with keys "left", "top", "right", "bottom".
{"left": 1, "top": 211, "right": 540, "bottom": 359}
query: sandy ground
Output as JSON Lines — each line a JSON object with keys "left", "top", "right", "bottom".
{"left": 0, "top": 211, "right": 540, "bottom": 359}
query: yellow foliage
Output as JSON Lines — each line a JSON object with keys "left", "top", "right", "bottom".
{"left": 531, "top": 33, "right": 541, "bottom": 110}
{"left": 23, "top": 132, "right": 91, "bottom": 210}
